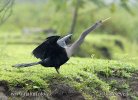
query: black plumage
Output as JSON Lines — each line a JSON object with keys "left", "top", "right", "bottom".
{"left": 13, "top": 35, "right": 70, "bottom": 74}
{"left": 32, "top": 36, "right": 69, "bottom": 71}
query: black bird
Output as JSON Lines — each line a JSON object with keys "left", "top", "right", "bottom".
{"left": 13, "top": 18, "right": 109, "bottom": 73}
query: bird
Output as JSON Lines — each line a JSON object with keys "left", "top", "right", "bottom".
{"left": 13, "top": 18, "right": 110, "bottom": 74}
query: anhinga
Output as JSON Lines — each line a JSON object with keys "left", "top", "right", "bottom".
{"left": 13, "top": 18, "right": 110, "bottom": 74}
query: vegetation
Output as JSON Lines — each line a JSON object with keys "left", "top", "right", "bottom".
{"left": 0, "top": 0, "right": 138, "bottom": 100}
{"left": 0, "top": 42, "right": 138, "bottom": 99}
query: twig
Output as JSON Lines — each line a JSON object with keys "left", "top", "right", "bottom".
{"left": 0, "top": 0, "right": 14, "bottom": 25}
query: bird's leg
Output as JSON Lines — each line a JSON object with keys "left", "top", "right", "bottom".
{"left": 55, "top": 67, "right": 60, "bottom": 74}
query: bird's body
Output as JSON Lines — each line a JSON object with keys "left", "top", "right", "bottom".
{"left": 13, "top": 18, "right": 109, "bottom": 73}
{"left": 32, "top": 36, "right": 69, "bottom": 73}
{"left": 13, "top": 36, "right": 70, "bottom": 73}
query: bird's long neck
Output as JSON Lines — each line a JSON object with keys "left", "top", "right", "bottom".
{"left": 66, "top": 20, "right": 103, "bottom": 57}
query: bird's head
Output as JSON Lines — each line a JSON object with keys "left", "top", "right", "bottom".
{"left": 57, "top": 34, "right": 72, "bottom": 48}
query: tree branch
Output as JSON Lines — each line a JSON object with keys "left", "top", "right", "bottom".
{"left": 0, "top": 0, "right": 14, "bottom": 25}
{"left": 69, "top": 0, "right": 80, "bottom": 34}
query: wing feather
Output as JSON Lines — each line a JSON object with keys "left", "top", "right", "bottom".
{"left": 32, "top": 36, "right": 60, "bottom": 60}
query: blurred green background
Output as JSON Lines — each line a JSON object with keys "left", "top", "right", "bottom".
{"left": 0, "top": 0, "right": 138, "bottom": 64}
{"left": 0, "top": 0, "right": 138, "bottom": 99}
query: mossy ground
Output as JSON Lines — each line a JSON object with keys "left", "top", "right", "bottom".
{"left": 0, "top": 34, "right": 138, "bottom": 99}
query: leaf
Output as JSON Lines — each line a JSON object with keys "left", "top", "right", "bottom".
{"left": 50, "top": 0, "right": 67, "bottom": 11}
{"left": 71, "top": 0, "right": 86, "bottom": 8}
{"left": 120, "top": 0, "right": 135, "bottom": 15}
{"left": 33, "top": 85, "right": 40, "bottom": 89}
{"left": 110, "top": 3, "right": 116, "bottom": 13}
{"left": 89, "top": 0, "right": 105, "bottom": 8}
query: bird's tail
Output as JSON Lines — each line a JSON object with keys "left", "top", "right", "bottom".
{"left": 12, "top": 61, "right": 41, "bottom": 68}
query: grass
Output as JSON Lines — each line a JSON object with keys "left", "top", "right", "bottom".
{"left": 0, "top": 41, "right": 138, "bottom": 99}
{"left": 0, "top": 2, "right": 138, "bottom": 99}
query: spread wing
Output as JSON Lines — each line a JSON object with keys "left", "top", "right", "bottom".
{"left": 32, "top": 36, "right": 60, "bottom": 60}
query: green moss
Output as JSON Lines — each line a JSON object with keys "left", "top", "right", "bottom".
{"left": 0, "top": 43, "right": 137, "bottom": 99}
